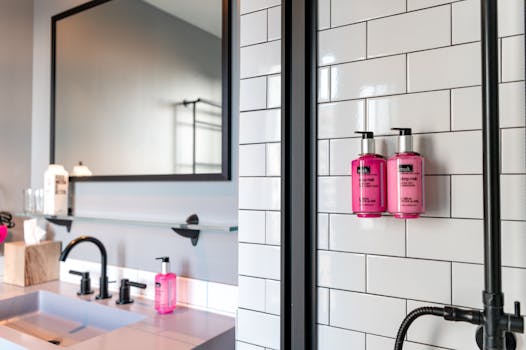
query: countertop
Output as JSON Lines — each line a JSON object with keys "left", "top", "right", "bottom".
{"left": 0, "top": 280, "right": 235, "bottom": 350}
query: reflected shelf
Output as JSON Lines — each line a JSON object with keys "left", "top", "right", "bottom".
{"left": 15, "top": 213, "right": 238, "bottom": 247}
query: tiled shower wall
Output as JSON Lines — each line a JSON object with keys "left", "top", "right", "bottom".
{"left": 317, "top": 0, "right": 525, "bottom": 349}
{"left": 237, "top": 0, "right": 282, "bottom": 349}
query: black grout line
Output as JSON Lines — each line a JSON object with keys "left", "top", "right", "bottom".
{"left": 240, "top": 106, "right": 280, "bottom": 113}
{"left": 238, "top": 274, "right": 280, "bottom": 283}
{"left": 263, "top": 210, "right": 268, "bottom": 244}
{"left": 449, "top": 89, "right": 453, "bottom": 131}
{"left": 365, "top": 21, "right": 369, "bottom": 60}
{"left": 239, "top": 240, "right": 281, "bottom": 247}
{"left": 314, "top": 209, "right": 526, "bottom": 221}
{"left": 266, "top": 8, "right": 269, "bottom": 42}
{"left": 449, "top": 4, "right": 453, "bottom": 45}
{"left": 240, "top": 70, "right": 282, "bottom": 81}
{"left": 315, "top": 80, "right": 525, "bottom": 106}
{"left": 240, "top": 38, "right": 281, "bottom": 50}
{"left": 319, "top": 325, "right": 455, "bottom": 350}
{"left": 405, "top": 300, "right": 409, "bottom": 341}
{"left": 450, "top": 261, "right": 453, "bottom": 305}
{"left": 364, "top": 253, "right": 368, "bottom": 293}
{"left": 404, "top": 219, "right": 408, "bottom": 257}
{"left": 319, "top": 126, "right": 526, "bottom": 139}
{"left": 405, "top": 53, "right": 409, "bottom": 93}
{"left": 328, "top": 64, "right": 332, "bottom": 102}
{"left": 318, "top": 1, "right": 465, "bottom": 34}
{"left": 239, "top": 4, "right": 281, "bottom": 17}
{"left": 317, "top": 127, "right": 526, "bottom": 141}
{"left": 449, "top": 175, "right": 453, "bottom": 217}
{"left": 265, "top": 75, "right": 269, "bottom": 109}
{"left": 239, "top": 175, "right": 280, "bottom": 179}
{"left": 315, "top": 245, "right": 526, "bottom": 270}
{"left": 329, "top": 0, "right": 332, "bottom": 29}
{"left": 318, "top": 40, "right": 480, "bottom": 70}
{"left": 316, "top": 172, "right": 526, "bottom": 177}
{"left": 325, "top": 287, "right": 483, "bottom": 317}
{"left": 327, "top": 139, "right": 331, "bottom": 176}
{"left": 498, "top": 39, "right": 504, "bottom": 83}
{"left": 327, "top": 213, "right": 331, "bottom": 249}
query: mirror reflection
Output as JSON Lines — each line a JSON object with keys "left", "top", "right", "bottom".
{"left": 53, "top": 0, "right": 227, "bottom": 177}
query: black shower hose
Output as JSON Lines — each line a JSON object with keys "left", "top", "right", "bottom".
{"left": 394, "top": 307, "right": 444, "bottom": 350}
{"left": 394, "top": 306, "right": 483, "bottom": 350}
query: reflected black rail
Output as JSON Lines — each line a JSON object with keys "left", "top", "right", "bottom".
{"left": 174, "top": 97, "right": 222, "bottom": 174}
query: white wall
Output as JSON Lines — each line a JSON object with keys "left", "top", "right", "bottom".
{"left": 315, "top": 0, "right": 525, "bottom": 349}
{"left": 237, "top": 1, "right": 282, "bottom": 349}
{"left": 0, "top": 0, "right": 33, "bottom": 212}
{"left": 31, "top": 0, "right": 239, "bottom": 285}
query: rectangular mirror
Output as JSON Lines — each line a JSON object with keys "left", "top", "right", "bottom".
{"left": 51, "top": 0, "right": 231, "bottom": 181}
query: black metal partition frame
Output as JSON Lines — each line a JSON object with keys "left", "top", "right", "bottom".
{"left": 281, "top": 0, "right": 318, "bottom": 349}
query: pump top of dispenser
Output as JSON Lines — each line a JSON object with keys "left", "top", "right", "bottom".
{"left": 355, "top": 131, "right": 375, "bottom": 155}
{"left": 156, "top": 257, "right": 171, "bottom": 274}
{"left": 392, "top": 127, "right": 414, "bottom": 153}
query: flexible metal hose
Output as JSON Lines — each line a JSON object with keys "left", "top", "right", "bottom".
{"left": 394, "top": 307, "right": 444, "bottom": 350}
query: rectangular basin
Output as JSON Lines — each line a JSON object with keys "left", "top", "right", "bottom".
{"left": 0, "top": 291, "right": 145, "bottom": 347}
{"left": 0, "top": 339, "right": 28, "bottom": 350}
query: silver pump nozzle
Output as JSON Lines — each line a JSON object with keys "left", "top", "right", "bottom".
{"left": 355, "top": 131, "right": 375, "bottom": 154}
{"left": 156, "top": 257, "right": 170, "bottom": 274}
{"left": 392, "top": 128, "right": 413, "bottom": 153}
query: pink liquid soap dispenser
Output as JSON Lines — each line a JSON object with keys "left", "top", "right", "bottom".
{"left": 155, "top": 257, "right": 177, "bottom": 314}
{"left": 351, "top": 131, "right": 387, "bottom": 218}
{"left": 387, "top": 128, "right": 425, "bottom": 219}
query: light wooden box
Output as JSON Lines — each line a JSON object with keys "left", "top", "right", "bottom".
{"left": 3, "top": 241, "right": 62, "bottom": 287}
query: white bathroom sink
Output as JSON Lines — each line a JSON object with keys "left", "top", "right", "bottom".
{"left": 0, "top": 338, "right": 28, "bottom": 350}
{"left": 0, "top": 291, "right": 145, "bottom": 347}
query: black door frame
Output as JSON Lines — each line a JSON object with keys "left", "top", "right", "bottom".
{"left": 281, "top": 0, "right": 318, "bottom": 349}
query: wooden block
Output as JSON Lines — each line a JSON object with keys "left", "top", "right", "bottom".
{"left": 3, "top": 241, "right": 62, "bottom": 287}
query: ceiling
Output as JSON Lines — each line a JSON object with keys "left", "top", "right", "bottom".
{"left": 143, "top": 0, "right": 222, "bottom": 38}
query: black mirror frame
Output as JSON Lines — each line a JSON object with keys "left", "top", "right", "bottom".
{"left": 50, "top": 0, "right": 232, "bottom": 182}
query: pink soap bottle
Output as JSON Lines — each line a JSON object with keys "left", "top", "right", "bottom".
{"left": 155, "top": 257, "right": 177, "bottom": 314}
{"left": 387, "top": 128, "right": 425, "bottom": 219}
{"left": 351, "top": 131, "right": 387, "bottom": 218}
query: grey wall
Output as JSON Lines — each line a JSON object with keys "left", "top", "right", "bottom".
{"left": 55, "top": 0, "right": 223, "bottom": 175}
{"left": 0, "top": 0, "right": 33, "bottom": 213}
{"left": 31, "top": 0, "right": 239, "bottom": 285}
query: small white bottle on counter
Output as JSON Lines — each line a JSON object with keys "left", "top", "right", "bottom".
{"left": 43, "top": 164, "right": 69, "bottom": 216}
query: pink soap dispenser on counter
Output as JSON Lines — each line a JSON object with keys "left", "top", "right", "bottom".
{"left": 155, "top": 257, "right": 177, "bottom": 314}
{"left": 351, "top": 131, "right": 387, "bottom": 218}
{"left": 387, "top": 128, "right": 425, "bottom": 219}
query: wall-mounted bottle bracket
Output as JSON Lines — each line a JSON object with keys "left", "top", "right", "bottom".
{"left": 171, "top": 214, "right": 200, "bottom": 246}
{"left": 45, "top": 217, "right": 73, "bottom": 232}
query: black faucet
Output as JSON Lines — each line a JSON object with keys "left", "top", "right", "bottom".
{"left": 59, "top": 236, "right": 112, "bottom": 300}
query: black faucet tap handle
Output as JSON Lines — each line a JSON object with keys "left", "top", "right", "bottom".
{"left": 69, "top": 270, "right": 88, "bottom": 278}
{"left": 128, "top": 281, "right": 147, "bottom": 289}
{"left": 69, "top": 270, "right": 94, "bottom": 296}
{"left": 116, "top": 279, "right": 147, "bottom": 305}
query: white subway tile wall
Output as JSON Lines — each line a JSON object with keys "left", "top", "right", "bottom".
{"left": 238, "top": 0, "right": 525, "bottom": 349}
{"left": 238, "top": 1, "right": 282, "bottom": 348}
{"left": 315, "top": 1, "right": 526, "bottom": 350}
